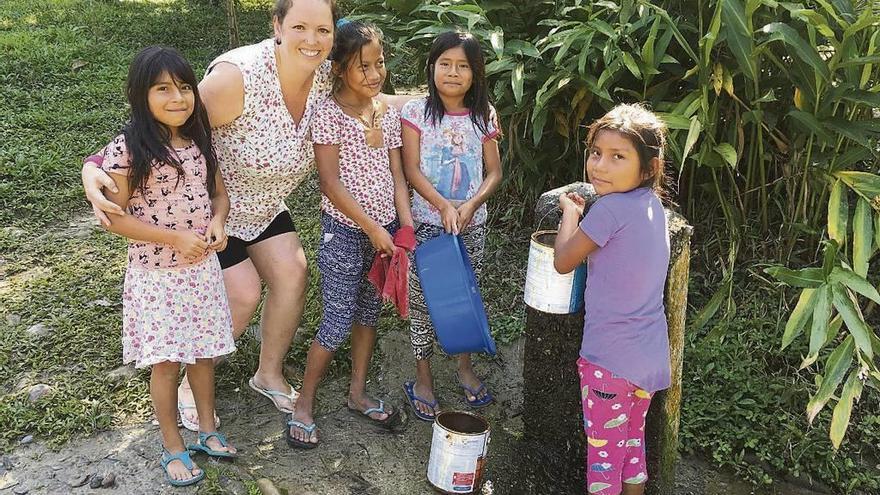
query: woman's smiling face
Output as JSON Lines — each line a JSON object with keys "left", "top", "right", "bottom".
{"left": 273, "top": 0, "right": 334, "bottom": 67}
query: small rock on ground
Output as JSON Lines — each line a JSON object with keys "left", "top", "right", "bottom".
{"left": 89, "top": 475, "right": 103, "bottom": 489}
{"left": 68, "top": 473, "right": 90, "bottom": 488}
{"left": 101, "top": 472, "right": 116, "bottom": 488}
{"left": 25, "top": 323, "right": 52, "bottom": 338}
{"left": 19, "top": 435, "right": 33, "bottom": 445}
{"left": 27, "top": 384, "right": 51, "bottom": 402}
{"left": 107, "top": 365, "right": 137, "bottom": 383}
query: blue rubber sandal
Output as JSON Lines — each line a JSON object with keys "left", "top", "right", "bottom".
{"left": 347, "top": 399, "right": 401, "bottom": 429}
{"left": 187, "top": 431, "right": 237, "bottom": 459}
{"left": 285, "top": 414, "right": 319, "bottom": 449}
{"left": 402, "top": 381, "right": 438, "bottom": 422}
{"left": 459, "top": 380, "right": 494, "bottom": 409}
{"left": 161, "top": 449, "right": 205, "bottom": 487}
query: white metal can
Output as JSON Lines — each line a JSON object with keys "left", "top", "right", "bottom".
{"left": 523, "top": 230, "right": 587, "bottom": 314}
{"left": 427, "top": 411, "right": 490, "bottom": 493}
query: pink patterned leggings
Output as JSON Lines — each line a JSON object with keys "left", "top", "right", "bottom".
{"left": 577, "top": 357, "right": 652, "bottom": 494}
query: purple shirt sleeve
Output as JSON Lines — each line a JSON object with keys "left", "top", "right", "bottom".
{"left": 579, "top": 200, "right": 618, "bottom": 247}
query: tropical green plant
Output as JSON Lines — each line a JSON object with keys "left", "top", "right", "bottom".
{"left": 349, "top": 0, "right": 880, "bottom": 449}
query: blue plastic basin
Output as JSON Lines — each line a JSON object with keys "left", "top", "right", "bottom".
{"left": 415, "top": 233, "right": 496, "bottom": 356}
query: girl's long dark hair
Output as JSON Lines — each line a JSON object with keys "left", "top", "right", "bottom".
{"left": 424, "top": 31, "right": 492, "bottom": 136}
{"left": 122, "top": 46, "right": 217, "bottom": 197}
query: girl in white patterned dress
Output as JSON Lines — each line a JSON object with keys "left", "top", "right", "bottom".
{"left": 99, "top": 46, "right": 237, "bottom": 487}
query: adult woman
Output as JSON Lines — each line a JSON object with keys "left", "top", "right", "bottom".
{"left": 83, "top": 0, "right": 337, "bottom": 428}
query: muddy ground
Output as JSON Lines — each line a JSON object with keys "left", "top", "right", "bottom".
{"left": 0, "top": 328, "right": 833, "bottom": 495}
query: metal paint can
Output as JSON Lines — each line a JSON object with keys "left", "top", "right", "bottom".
{"left": 523, "top": 230, "right": 587, "bottom": 314}
{"left": 427, "top": 411, "right": 490, "bottom": 493}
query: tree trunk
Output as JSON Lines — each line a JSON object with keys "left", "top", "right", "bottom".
{"left": 225, "top": 0, "right": 240, "bottom": 49}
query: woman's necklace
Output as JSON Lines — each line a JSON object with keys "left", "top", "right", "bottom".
{"left": 334, "top": 95, "right": 385, "bottom": 148}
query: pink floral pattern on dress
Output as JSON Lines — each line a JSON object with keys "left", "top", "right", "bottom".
{"left": 101, "top": 135, "right": 235, "bottom": 367}
{"left": 208, "top": 39, "right": 333, "bottom": 241}
{"left": 123, "top": 256, "right": 235, "bottom": 368}
{"left": 311, "top": 98, "right": 402, "bottom": 228}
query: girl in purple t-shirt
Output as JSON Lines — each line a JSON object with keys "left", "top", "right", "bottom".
{"left": 554, "top": 104, "right": 671, "bottom": 495}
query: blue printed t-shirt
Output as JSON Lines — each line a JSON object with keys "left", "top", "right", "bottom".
{"left": 400, "top": 97, "right": 499, "bottom": 226}
{"left": 579, "top": 187, "right": 671, "bottom": 393}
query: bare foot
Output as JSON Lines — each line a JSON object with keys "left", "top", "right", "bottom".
{"left": 177, "top": 382, "right": 199, "bottom": 426}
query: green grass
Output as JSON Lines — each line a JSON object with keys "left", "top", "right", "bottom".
{"left": 0, "top": 0, "right": 528, "bottom": 451}
{"left": 680, "top": 263, "right": 880, "bottom": 493}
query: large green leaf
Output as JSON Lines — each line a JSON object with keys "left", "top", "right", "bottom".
{"left": 803, "top": 315, "right": 843, "bottom": 369}
{"left": 831, "top": 285, "right": 874, "bottom": 358}
{"left": 782, "top": 287, "right": 817, "bottom": 349}
{"left": 721, "top": 0, "right": 758, "bottom": 81}
{"left": 806, "top": 335, "right": 854, "bottom": 423}
{"left": 830, "top": 369, "right": 864, "bottom": 449}
{"left": 761, "top": 22, "right": 831, "bottom": 80}
{"left": 641, "top": 15, "right": 661, "bottom": 68}
{"left": 786, "top": 110, "right": 833, "bottom": 142}
{"left": 511, "top": 62, "right": 524, "bottom": 105}
{"left": 764, "top": 266, "right": 826, "bottom": 288}
{"left": 852, "top": 197, "right": 874, "bottom": 278}
{"left": 822, "top": 239, "right": 840, "bottom": 278}
{"left": 489, "top": 27, "right": 504, "bottom": 60}
{"left": 621, "top": 52, "right": 642, "bottom": 79}
{"left": 836, "top": 172, "right": 880, "bottom": 207}
{"left": 690, "top": 276, "right": 732, "bottom": 331}
{"left": 505, "top": 40, "right": 541, "bottom": 58}
{"left": 838, "top": 55, "right": 880, "bottom": 68}
{"left": 682, "top": 115, "right": 701, "bottom": 166}
{"left": 714, "top": 143, "right": 738, "bottom": 168}
{"left": 843, "top": 5, "right": 877, "bottom": 40}
{"left": 829, "top": 266, "right": 880, "bottom": 304}
{"left": 828, "top": 179, "right": 848, "bottom": 246}
{"left": 808, "top": 284, "right": 832, "bottom": 351}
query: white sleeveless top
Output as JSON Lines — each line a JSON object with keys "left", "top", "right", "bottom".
{"left": 207, "top": 39, "right": 332, "bottom": 241}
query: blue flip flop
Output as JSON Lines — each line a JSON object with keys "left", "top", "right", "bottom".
{"left": 187, "top": 431, "right": 237, "bottom": 459}
{"left": 161, "top": 449, "right": 205, "bottom": 487}
{"left": 402, "top": 380, "right": 438, "bottom": 422}
{"left": 348, "top": 399, "right": 402, "bottom": 429}
{"left": 460, "top": 380, "right": 494, "bottom": 409}
{"left": 285, "top": 414, "right": 319, "bottom": 449}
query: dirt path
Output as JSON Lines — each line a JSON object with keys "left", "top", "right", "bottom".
{"left": 0, "top": 330, "right": 830, "bottom": 495}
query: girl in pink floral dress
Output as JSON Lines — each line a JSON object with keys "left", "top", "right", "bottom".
{"left": 99, "top": 46, "right": 237, "bottom": 487}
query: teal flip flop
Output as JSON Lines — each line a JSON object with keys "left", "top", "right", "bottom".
{"left": 187, "top": 431, "right": 237, "bottom": 459}
{"left": 161, "top": 449, "right": 204, "bottom": 487}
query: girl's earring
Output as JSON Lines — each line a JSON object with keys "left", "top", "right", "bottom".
{"left": 275, "top": 38, "right": 282, "bottom": 45}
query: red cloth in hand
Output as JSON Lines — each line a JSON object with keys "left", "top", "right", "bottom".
{"left": 367, "top": 226, "right": 415, "bottom": 318}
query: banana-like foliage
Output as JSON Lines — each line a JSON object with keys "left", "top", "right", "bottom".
{"left": 352, "top": 0, "right": 880, "bottom": 447}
